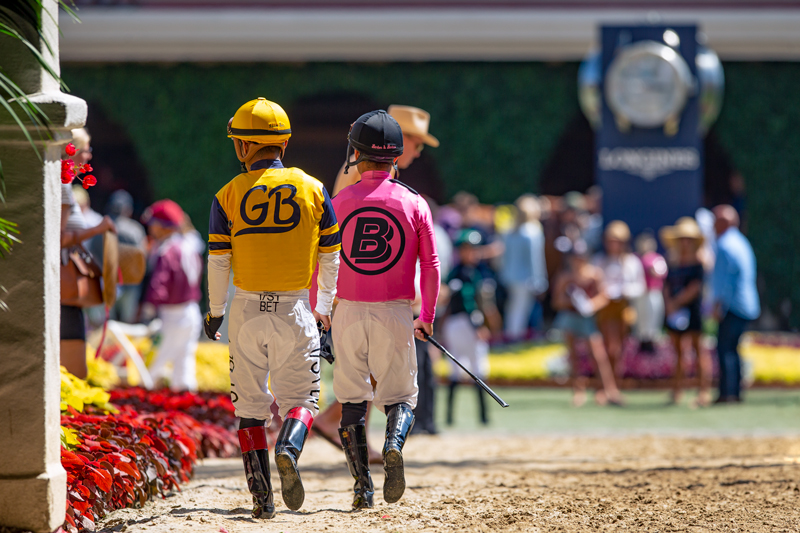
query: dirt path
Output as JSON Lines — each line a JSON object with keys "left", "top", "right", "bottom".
{"left": 100, "top": 434, "right": 800, "bottom": 532}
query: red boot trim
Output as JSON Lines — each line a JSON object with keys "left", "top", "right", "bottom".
{"left": 238, "top": 426, "right": 268, "bottom": 452}
{"left": 286, "top": 406, "right": 314, "bottom": 429}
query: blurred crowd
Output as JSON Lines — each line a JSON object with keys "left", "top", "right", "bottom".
{"left": 423, "top": 187, "right": 759, "bottom": 416}
{"left": 60, "top": 129, "right": 205, "bottom": 393}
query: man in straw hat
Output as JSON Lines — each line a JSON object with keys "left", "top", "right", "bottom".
{"left": 660, "top": 217, "right": 711, "bottom": 407}
{"left": 711, "top": 205, "right": 760, "bottom": 404}
{"left": 332, "top": 104, "right": 439, "bottom": 195}
{"left": 204, "top": 98, "right": 341, "bottom": 518}
{"left": 316, "top": 104, "right": 440, "bottom": 453}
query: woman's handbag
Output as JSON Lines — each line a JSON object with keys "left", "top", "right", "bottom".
{"left": 61, "top": 245, "right": 103, "bottom": 308}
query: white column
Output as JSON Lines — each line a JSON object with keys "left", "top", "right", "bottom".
{"left": 0, "top": 1, "right": 87, "bottom": 531}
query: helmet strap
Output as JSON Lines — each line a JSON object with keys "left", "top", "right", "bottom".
{"left": 344, "top": 144, "right": 365, "bottom": 175}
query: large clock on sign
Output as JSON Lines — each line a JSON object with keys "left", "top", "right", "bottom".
{"left": 604, "top": 40, "right": 694, "bottom": 135}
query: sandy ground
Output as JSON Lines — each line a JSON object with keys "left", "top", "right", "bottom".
{"left": 99, "top": 433, "right": 800, "bottom": 533}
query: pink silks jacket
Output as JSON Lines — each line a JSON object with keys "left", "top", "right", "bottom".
{"left": 315, "top": 170, "right": 440, "bottom": 323}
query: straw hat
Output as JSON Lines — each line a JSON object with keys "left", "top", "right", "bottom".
{"left": 604, "top": 220, "right": 631, "bottom": 242}
{"left": 119, "top": 244, "right": 146, "bottom": 285}
{"left": 387, "top": 105, "right": 439, "bottom": 147}
{"left": 102, "top": 231, "right": 119, "bottom": 307}
{"left": 102, "top": 234, "right": 146, "bottom": 307}
{"left": 659, "top": 217, "right": 705, "bottom": 249}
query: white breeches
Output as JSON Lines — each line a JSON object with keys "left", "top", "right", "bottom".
{"left": 332, "top": 299, "right": 418, "bottom": 413}
{"left": 151, "top": 302, "right": 202, "bottom": 391}
{"left": 228, "top": 289, "right": 321, "bottom": 424}
{"left": 442, "top": 312, "right": 489, "bottom": 381}
{"left": 634, "top": 289, "right": 665, "bottom": 342}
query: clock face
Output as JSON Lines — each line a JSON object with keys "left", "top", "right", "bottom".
{"left": 605, "top": 41, "right": 693, "bottom": 128}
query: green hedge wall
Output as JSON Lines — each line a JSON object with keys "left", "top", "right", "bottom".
{"left": 713, "top": 63, "right": 800, "bottom": 327}
{"left": 61, "top": 62, "right": 578, "bottom": 218}
{"left": 61, "top": 62, "right": 800, "bottom": 327}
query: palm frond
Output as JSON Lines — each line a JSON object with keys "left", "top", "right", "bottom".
{"left": 0, "top": 0, "right": 80, "bottom": 275}
{"left": 0, "top": 217, "right": 21, "bottom": 259}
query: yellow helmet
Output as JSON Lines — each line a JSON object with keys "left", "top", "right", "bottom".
{"left": 228, "top": 98, "right": 291, "bottom": 168}
{"left": 228, "top": 97, "right": 291, "bottom": 143}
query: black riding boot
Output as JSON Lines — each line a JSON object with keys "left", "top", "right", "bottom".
{"left": 238, "top": 426, "right": 275, "bottom": 519}
{"left": 339, "top": 424, "right": 374, "bottom": 509}
{"left": 382, "top": 403, "right": 415, "bottom": 503}
{"left": 274, "top": 407, "right": 313, "bottom": 511}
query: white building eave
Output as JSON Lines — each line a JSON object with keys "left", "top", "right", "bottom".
{"left": 59, "top": 7, "right": 800, "bottom": 62}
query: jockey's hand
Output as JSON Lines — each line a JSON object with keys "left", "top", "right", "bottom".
{"left": 204, "top": 312, "right": 224, "bottom": 341}
{"left": 413, "top": 319, "right": 433, "bottom": 342}
{"left": 313, "top": 310, "right": 331, "bottom": 331}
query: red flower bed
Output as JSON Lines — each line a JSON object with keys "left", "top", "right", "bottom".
{"left": 108, "top": 388, "right": 238, "bottom": 458}
{"left": 61, "top": 389, "right": 239, "bottom": 532}
{"left": 61, "top": 406, "right": 196, "bottom": 532}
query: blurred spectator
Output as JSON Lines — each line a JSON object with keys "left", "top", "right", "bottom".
{"left": 634, "top": 232, "right": 667, "bottom": 354}
{"left": 141, "top": 200, "right": 203, "bottom": 391}
{"left": 106, "top": 190, "right": 147, "bottom": 323}
{"left": 593, "top": 221, "right": 645, "bottom": 376}
{"left": 442, "top": 229, "right": 491, "bottom": 426}
{"left": 411, "top": 196, "right": 452, "bottom": 436}
{"left": 583, "top": 186, "right": 604, "bottom": 252}
{"left": 500, "top": 194, "right": 548, "bottom": 342}
{"left": 72, "top": 185, "right": 108, "bottom": 329}
{"left": 712, "top": 205, "right": 760, "bottom": 404}
{"left": 660, "top": 218, "right": 711, "bottom": 407}
{"left": 72, "top": 185, "right": 103, "bottom": 230}
{"left": 60, "top": 128, "right": 116, "bottom": 378}
{"left": 552, "top": 239, "right": 623, "bottom": 407}
{"left": 426, "top": 196, "right": 453, "bottom": 282}
{"left": 561, "top": 191, "right": 587, "bottom": 244}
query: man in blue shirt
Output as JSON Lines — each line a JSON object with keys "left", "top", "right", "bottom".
{"left": 711, "top": 205, "right": 760, "bottom": 403}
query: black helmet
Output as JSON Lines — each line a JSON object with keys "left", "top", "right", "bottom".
{"left": 344, "top": 110, "right": 404, "bottom": 174}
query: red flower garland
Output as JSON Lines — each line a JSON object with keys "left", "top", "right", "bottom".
{"left": 61, "top": 143, "right": 97, "bottom": 189}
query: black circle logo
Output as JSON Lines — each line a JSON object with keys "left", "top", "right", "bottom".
{"left": 340, "top": 207, "right": 405, "bottom": 276}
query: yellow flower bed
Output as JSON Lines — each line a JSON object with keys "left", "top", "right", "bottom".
{"left": 741, "top": 340, "right": 800, "bottom": 384}
{"left": 195, "top": 342, "right": 231, "bottom": 392}
{"left": 487, "top": 343, "right": 567, "bottom": 382}
{"left": 86, "top": 338, "right": 231, "bottom": 392}
{"left": 434, "top": 339, "right": 800, "bottom": 385}
{"left": 433, "top": 342, "right": 567, "bottom": 381}
{"left": 61, "top": 366, "right": 114, "bottom": 413}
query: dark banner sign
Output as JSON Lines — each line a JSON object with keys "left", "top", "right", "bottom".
{"left": 597, "top": 25, "right": 703, "bottom": 238}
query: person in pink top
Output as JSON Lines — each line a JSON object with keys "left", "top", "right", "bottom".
{"left": 331, "top": 110, "right": 440, "bottom": 510}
